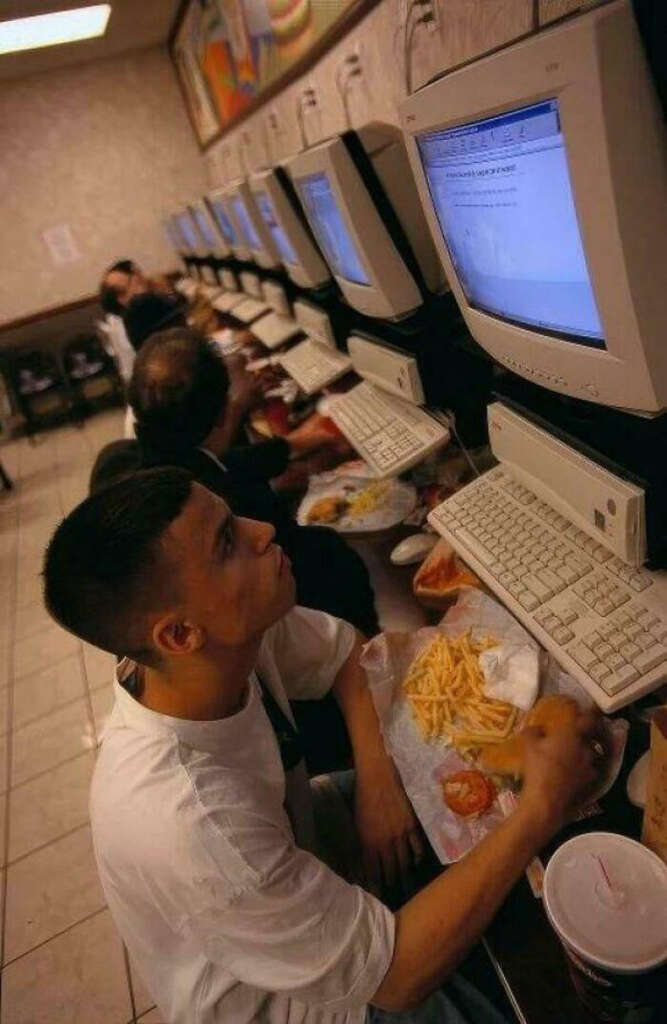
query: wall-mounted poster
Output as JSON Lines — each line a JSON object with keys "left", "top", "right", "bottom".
{"left": 170, "top": 0, "right": 378, "bottom": 148}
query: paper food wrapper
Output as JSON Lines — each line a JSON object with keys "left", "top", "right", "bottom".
{"left": 361, "top": 588, "right": 628, "bottom": 864}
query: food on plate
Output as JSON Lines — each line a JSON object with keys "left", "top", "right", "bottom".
{"left": 402, "top": 632, "right": 518, "bottom": 756}
{"left": 479, "top": 695, "right": 581, "bottom": 779}
{"left": 442, "top": 769, "right": 496, "bottom": 817}
{"left": 306, "top": 495, "right": 349, "bottom": 524}
{"left": 346, "top": 481, "right": 391, "bottom": 518}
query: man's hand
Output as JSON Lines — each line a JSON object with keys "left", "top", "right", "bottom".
{"left": 287, "top": 414, "right": 339, "bottom": 456}
{"left": 354, "top": 755, "right": 425, "bottom": 898}
{"left": 519, "top": 708, "right": 608, "bottom": 838}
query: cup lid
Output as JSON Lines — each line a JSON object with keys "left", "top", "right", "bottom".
{"left": 543, "top": 833, "right": 667, "bottom": 974}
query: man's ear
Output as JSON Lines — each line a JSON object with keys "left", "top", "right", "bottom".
{"left": 151, "top": 615, "right": 205, "bottom": 657}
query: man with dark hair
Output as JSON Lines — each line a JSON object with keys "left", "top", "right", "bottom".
{"left": 43, "top": 468, "right": 604, "bottom": 1024}
{"left": 99, "top": 259, "right": 177, "bottom": 318}
{"left": 122, "top": 290, "right": 188, "bottom": 351}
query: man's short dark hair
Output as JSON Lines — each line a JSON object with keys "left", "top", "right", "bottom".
{"left": 43, "top": 467, "right": 193, "bottom": 665}
{"left": 99, "top": 259, "right": 136, "bottom": 315}
{"left": 123, "top": 293, "right": 187, "bottom": 350}
{"left": 128, "top": 328, "right": 230, "bottom": 453}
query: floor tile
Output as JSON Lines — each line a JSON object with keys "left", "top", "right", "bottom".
{"left": 12, "top": 654, "right": 86, "bottom": 731}
{"left": 137, "top": 1010, "right": 163, "bottom": 1022}
{"left": 0, "top": 734, "right": 8, "bottom": 793}
{"left": 15, "top": 570, "right": 44, "bottom": 610}
{"left": 13, "top": 623, "right": 79, "bottom": 681}
{"left": 82, "top": 642, "right": 117, "bottom": 691}
{"left": 0, "top": 651, "right": 10, "bottom": 690}
{"left": 130, "top": 957, "right": 156, "bottom": 1018}
{"left": 4, "top": 824, "right": 105, "bottom": 962}
{"left": 8, "top": 751, "right": 95, "bottom": 862}
{"left": 13, "top": 601, "right": 54, "bottom": 643}
{"left": 0, "top": 685, "right": 8, "bottom": 736}
{"left": 1, "top": 909, "right": 132, "bottom": 1024}
{"left": 11, "top": 697, "right": 95, "bottom": 787}
{"left": 0, "top": 793, "right": 6, "bottom": 867}
{"left": 91, "top": 685, "right": 115, "bottom": 743}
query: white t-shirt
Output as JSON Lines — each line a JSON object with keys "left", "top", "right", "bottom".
{"left": 89, "top": 607, "right": 395, "bottom": 1024}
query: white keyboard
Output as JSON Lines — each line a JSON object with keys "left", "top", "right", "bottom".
{"left": 212, "top": 291, "right": 245, "bottom": 313}
{"left": 428, "top": 465, "right": 667, "bottom": 711}
{"left": 201, "top": 285, "right": 223, "bottom": 301}
{"left": 280, "top": 339, "right": 352, "bottom": 395}
{"left": 232, "top": 298, "right": 271, "bottom": 323}
{"left": 328, "top": 381, "right": 449, "bottom": 478}
{"left": 175, "top": 278, "right": 198, "bottom": 299}
{"left": 251, "top": 312, "right": 301, "bottom": 350}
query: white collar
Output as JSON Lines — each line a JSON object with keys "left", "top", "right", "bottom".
{"left": 197, "top": 446, "right": 227, "bottom": 472}
{"left": 113, "top": 658, "right": 259, "bottom": 755}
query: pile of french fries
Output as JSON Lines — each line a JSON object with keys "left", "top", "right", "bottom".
{"left": 402, "top": 632, "right": 518, "bottom": 758}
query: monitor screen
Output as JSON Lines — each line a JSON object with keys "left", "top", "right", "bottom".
{"left": 232, "top": 196, "right": 262, "bottom": 250}
{"left": 296, "top": 172, "right": 370, "bottom": 286}
{"left": 210, "top": 198, "right": 237, "bottom": 245}
{"left": 177, "top": 213, "right": 199, "bottom": 251}
{"left": 255, "top": 191, "right": 298, "bottom": 266}
{"left": 193, "top": 208, "right": 218, "bottom": 249}
{"left": 164, "top": 220, "right": 181, "bottom": 250}
{"left": 417, "top": 99, "right": 604, "bottom": 346}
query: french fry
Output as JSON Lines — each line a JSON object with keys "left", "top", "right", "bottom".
{"left": 403, "top": 633, "right": 518, "bottom": 762}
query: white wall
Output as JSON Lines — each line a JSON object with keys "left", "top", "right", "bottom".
{"left": 0, "top": 46, "right": 207, "bottom": 324}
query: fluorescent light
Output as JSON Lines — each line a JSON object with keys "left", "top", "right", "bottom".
{"left": 0, "top": 5, "right": 111, "bottom": 55}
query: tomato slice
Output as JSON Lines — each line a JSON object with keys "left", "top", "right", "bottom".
{"left": 442, "top": 770, "right": 496, "bottom": 817}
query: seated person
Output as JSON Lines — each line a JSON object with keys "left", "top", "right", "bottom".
{"left": 122, "top": 291, "right": 188, "bottom": 352}
{"left": 99, "top": 259, "right": 176, "bottom": 318}
{"left": 43, "top": 467, "right": 604, "bottom": 1024}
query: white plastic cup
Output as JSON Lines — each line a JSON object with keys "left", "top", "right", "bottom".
{"left": 543, "top": 833, "right": 667, "bottom": 1022}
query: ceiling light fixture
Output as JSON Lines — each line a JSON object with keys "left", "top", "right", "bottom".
{"left": 0, "top": 5, "right": 111, "bottom": 56}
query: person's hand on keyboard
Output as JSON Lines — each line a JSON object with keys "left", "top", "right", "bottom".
{"left": 287, "top": 413, "right": 344, "bottom": 456}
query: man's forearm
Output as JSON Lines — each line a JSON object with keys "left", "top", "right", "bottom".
{"left": 373, "top": 801, "right": 552, "bottom": 1011}
{"left": 332, "top": 634, "right": 387, "bottom": 768}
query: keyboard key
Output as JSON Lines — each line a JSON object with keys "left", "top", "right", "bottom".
{"left": 518, "top": 591, "right": 539, "bottom": 611}
{"left": 553, "top": 626, "right": 575, "bottom": 645}
{"left": 590, "top": 662, "right": 611, "bottom": 684}
{"left": 633, "top": 647, "right": 667, "bottom": 674}
{"left": 556, "top": 564, "right": 579, "bottom": 585}
{"left": 607, "top": 652, "right": 626, "bottom": 672}
{"left": 636, "top": 632, "right": 656, "bottom": 651}
{"left": 542, "top": 615, "right": 562, "bottom": 635}
{"left": 593, "top": 642, "right": 614, "bottom": 661}
{"left": 594, "top": 599, "right": 614, "bottom": 617}
{"left": 558, "top": 607, "right": 578, "bottom": 625}
{"left": 620, "top": 642, "right": 641, "bottom": 663}
{"left": 523, "top": 575, "right": 552, "bottom": 602}
{"left": 592, "top": 545, "right": 612, "bottom": 563}
{"left": 540, "top": 569, "right": 565, "bottom": 594}
{"left": 569, "top": 644, "right": 598, "bottom": 670}
{"left": 630, "top": 573, "right": 653, "bottom": 592}
{"left": 625, "top": 621, "right": 643, "bottom": 641}
{"left": 650, "top": 623, "right": 667, "bottom": 644}
{"left": 601, "top": 664, "right": 639, "bottom": 694}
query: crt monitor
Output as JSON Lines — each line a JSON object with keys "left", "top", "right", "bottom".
{"left": 163, "top": 217, "right": 184, "bottom": 258}
{"left": 226, "top": 181, "right": 279, "bottom": 270}
{"left": 206, "top": 190, "right": 240, "bottom": 254}
{"left": 189, "top": 200, "right": 228, "bottom": 259}
{"left": 175, "top": 209, "right": 200, "bottom": 258}
{"left": 249, "top": 168, "right": 331, "bottom": 290}
{"left": 401, "top": 0, "right": 667, "bottom": 414}
{"left": 286, "top": 137, "right": 425, "bottom": 321}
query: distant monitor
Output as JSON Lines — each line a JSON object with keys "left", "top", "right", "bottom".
{"left": 263, "top": 279, "right": 291, "bottom": 317}
{"left": 249, "top": 168, "right": 331, "bottom": 289}
{"left": 175, "top": 210, "right": 200, "bottom": 257}
{"left": 402, "top": 0, "right": 667, "bottom": 413}
{"left": 287, "top": 127, "right": 445, "bottom": 320}
{"left": 225, "top": 181, "right": 279, "bottom": 269}
{"left": 189, "top": 200, "right": 228, "bottom": 259}
{"left": 163, "top": 217, "right": 184, "bottom": 258}
{"left": 206, "top": 190, "right": 239, "bottom": 252}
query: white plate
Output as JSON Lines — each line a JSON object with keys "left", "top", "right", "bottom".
{"left": 297, "top": 472, "right": 417, "bottom": 533}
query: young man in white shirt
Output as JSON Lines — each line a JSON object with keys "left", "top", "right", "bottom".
{"left": 43, "top": 467, "right": 605, "bottom": 1024}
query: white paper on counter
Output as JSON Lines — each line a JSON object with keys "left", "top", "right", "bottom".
{"left": 361, "top": 587, "right": 628, "bottom": 864}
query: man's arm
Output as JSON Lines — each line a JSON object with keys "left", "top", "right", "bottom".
{"left": 332, "top": 633, "right": 425, "bottom": 894}
{"left": 372, "top": 715, "right": 604, "bottom": 1011}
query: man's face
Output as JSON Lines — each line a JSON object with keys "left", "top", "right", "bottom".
{"left": 106, "top": 268, "right": 148, "bottom": 309}
{"left": 162, "top": 483, "right": 295, "bottom": 648}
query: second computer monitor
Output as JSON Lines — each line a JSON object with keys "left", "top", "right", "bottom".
{"left": 249, "top": 168, "right": 331, "bottom": 290}
{"left": 286, "top": 137, "right": 424, "bottom": 321}
{"left": 206, "top": 190, "right": 241, "bottom": 255}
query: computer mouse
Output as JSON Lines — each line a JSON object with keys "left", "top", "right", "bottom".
{"left": 390, "top": 533, "right": 438, "bottom": 565}
{"left": 626, "top": 750, "right": 649, "bottom": 809}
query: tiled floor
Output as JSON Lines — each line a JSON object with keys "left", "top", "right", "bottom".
{"left": 0, "top": 409, "right": 161, "bottom": 1023}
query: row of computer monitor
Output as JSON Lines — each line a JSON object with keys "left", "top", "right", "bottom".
{"left": 165, "top": 1, "right": 665, "bottom": 417}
